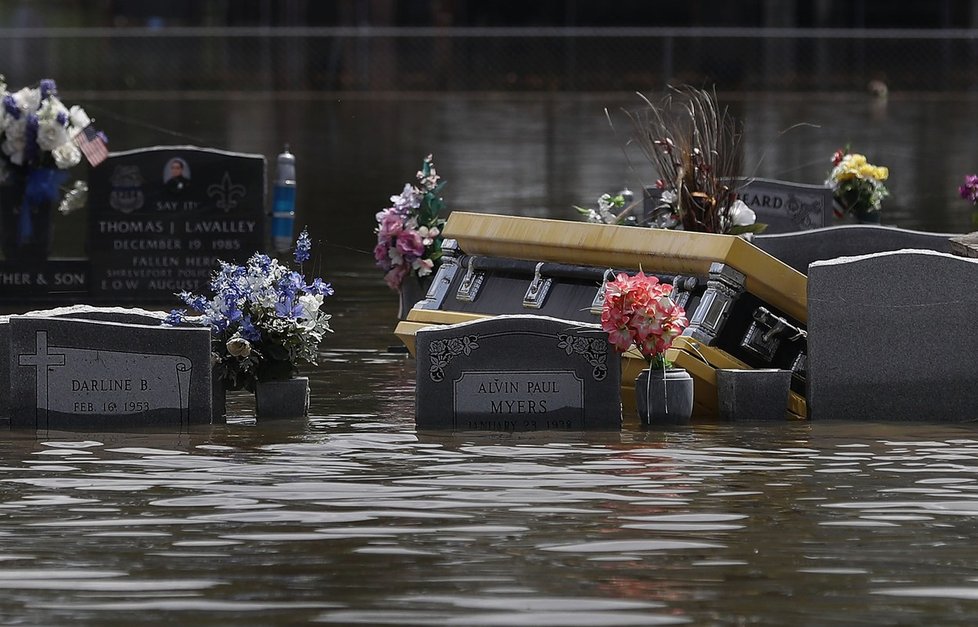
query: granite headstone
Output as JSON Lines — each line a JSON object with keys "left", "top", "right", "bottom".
{"left": 735, "top": 178, "right": 834, "bottom": 232}
{"left": 807, "top": 249, "right": 978, "bottom": 421}
{"left": 754, "top": 224, "right": 954, "bottom": 274}
{"left": 415, "top": 315, "right": 621, "bottom": 431}
{"left": 87, "top": 145, "right": 266, "bottom": 302}
{"left": 0, "top": 259, "right": 90, "bottom": 303}
{"left": 644, "top": 177, "right": 833, "bottom": 234}
{"left": 8, "top": 316, "right": 212, "bottom": 429}
{"left": 0, "top": 306, "right": 174, "bottom": 421}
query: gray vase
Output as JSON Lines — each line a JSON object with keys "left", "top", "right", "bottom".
{"left": 255, "top": 377, "right": 310, "bottom": 419}
{"left": 635, "top": 368, "right": 694, "bottom": 425}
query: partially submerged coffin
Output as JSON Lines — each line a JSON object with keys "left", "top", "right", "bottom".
{"left": 395, "top": 212, "right": 809, "bottom": 420}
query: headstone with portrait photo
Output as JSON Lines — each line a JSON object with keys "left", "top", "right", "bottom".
{"left": 87, "top": 146, "right": 266, "bottom": 302}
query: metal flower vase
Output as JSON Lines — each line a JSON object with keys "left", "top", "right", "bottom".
{"left": 635, "top": 368, "right": 694, "bottom": 425}
{"left": 255, "top": 377, "right": 310, "bottom": 419}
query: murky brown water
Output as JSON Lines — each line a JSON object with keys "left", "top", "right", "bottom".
{"left": 4, "top": 93, "right": 978, "bottom": 624}
{"left": 5, "top": 256, "right": 978, "bottom": 626}
{"left": 7, "top": 364, "right": 978, "bottom": 626}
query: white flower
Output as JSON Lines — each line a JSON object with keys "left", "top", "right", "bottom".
{"left": 583, "top": 209, "right": 603, "bottom": 223}
{"left": 297, "top": 293, "right": 323, "bottom": 320}
{"left": 2, "top": 133, "right": 27, "bottom": 165}
{"left": 417, "top": 225, "right": 439, "bottom": 245}
{"left": 68, "top": 104, "right": 91, "bottom": 129}
{"left": 391, "top": 183, "right": 422, "bottom": 212}
{"left": 413, "top": 257, "right": 434, "bottom": 277}
{"left": 36, "top": 118, "right": 70, "bottom": 152}
{"left": 51, "top": 141, "right": 81, "bottom": 169}
{"left": 226, "top": 337, "right": 252, "bottom": 358}
{"left": 12, "top": 87, "right": 40, "bottom": 115}
{"left": 728, "top": 200, "right": 756, "bottom": 227}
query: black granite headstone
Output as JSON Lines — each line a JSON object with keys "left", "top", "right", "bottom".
{"left": 808, "top": 250, "right": 978, "bottom": 421}
{"left": 415, "top": 315, "right": 621, "bottom": 431}
{"left": 754, "top": 224, "right": 954, "bottom": 274}
{"left": 88, "top": 146, "right": 266, "bottom": 302}
{"left": 0, "top": 259, "right": 89, "bottom": 302}
{"left": 8, "top": 316, "right": 212, "bottom": 430}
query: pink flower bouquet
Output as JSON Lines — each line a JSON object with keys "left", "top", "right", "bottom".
{"left": 600, "top": 271, "right": 689, "bottom": 369}
{"left": 959, "top": 174, "right": 978, "bottom": 205}
{"left": 374, "top": 154, "right": 447, "bottom": 291}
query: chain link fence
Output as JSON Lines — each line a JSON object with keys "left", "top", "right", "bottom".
{"left": 2, "top": 27, "right": 978, "bottom": 95}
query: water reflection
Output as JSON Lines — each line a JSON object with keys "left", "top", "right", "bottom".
{"left": 6, "top": 412, "right": 978, "bottom": 624}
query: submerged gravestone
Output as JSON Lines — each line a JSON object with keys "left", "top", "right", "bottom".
{"left": 754, "top": 225, "right": 954, "bottom": 274}
{"left": 644, "top": 177, "right": 833, "bottom": 234}
{"left": 0, "top": 306, "right": 174, "bottom": 421}
{"left": 807, "top": 249, "right": 978, "bottom": 421}
{"left": 736, "top": 178, "right": 833, "bottom": 233}
{"left": 415, "top": 315, "right": 621, "bottom": 431}
{"left": 8, "top": 316, "right": 212, "bottom": 430}
{"left": 87, "top": 145, "right": 266, "bottom": 302}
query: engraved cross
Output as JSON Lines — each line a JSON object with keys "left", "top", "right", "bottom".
{"left": 19, "top": 331, "right": 66, "bottom": 418}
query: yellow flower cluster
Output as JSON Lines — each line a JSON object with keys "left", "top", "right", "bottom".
{"left": 832, "top": 153, "right": 889, "bottom": 183}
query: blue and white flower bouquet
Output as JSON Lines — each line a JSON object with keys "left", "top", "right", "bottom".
{"left": 0, "top": 75, "right": 102, "bottom": 203}
{"left": 0, "top": 75, "right": 95, "bottom": 171}
{"left": 164, "top": 228, "right": 333, "bottom": 391}
{"left": 0, "top": 75, "right": 104, "bottom": 257}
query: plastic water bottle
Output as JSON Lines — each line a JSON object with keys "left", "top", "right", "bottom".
{"left": 271, "top": 144, "right": 296, "bottom": 253}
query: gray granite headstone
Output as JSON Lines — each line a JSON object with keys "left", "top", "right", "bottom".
{"left": 735, "top": 178, "right": 833, "bottom": 233}
{"left": 808, "top": 249, "right": 978, "bottom": 421}
{"left": 755, "top": 225, "right": 954, "bottom": 274}
{"left": 415, "top": 315, "right": 621, "bottom": 431}
{"left": 8, "top": 317, "right": 212, "bottom": 430}
{"left": 0, "top": 306, "right": 179, "bottom": 421}
{"left": 644, "top": 177, "right": 833, "bottom": 234}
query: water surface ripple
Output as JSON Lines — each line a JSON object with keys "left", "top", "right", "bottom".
{"left": 5, "top": 389, "right": 978, "bottom": 625}
{"left": 6, "top": 91, "right": 978, "bottom": 624}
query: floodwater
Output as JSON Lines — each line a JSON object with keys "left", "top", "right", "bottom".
{"left": 60, "top": 89, "right": 978, "bottom": 265}
{"left": 5, "top": 93, "right": 978, "bottom": 624}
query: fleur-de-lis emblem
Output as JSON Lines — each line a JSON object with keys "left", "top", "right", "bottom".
{"left": 207, "top": 172, "right": 246, "bottom": 212}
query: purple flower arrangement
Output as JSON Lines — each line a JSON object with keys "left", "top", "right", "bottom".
{"left": 374, "top": 154, "right": 447, "bottom": 291}
{"left": 959, "top": 174, "right": 978, "bottom": 206}
{"left": 164, "top": 227, "right": 333, "bottom": 391}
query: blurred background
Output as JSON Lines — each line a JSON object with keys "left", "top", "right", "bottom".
{"left": 3, "top": 0, "right": 978, "bottom": 264}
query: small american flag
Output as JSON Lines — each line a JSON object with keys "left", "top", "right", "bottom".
{"left": 73, "top": 124, "right": 109, "bottom": 167}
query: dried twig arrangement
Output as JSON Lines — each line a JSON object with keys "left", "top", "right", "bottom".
{"left": 628, "top": 86, "right": 747, "bottom": 234}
